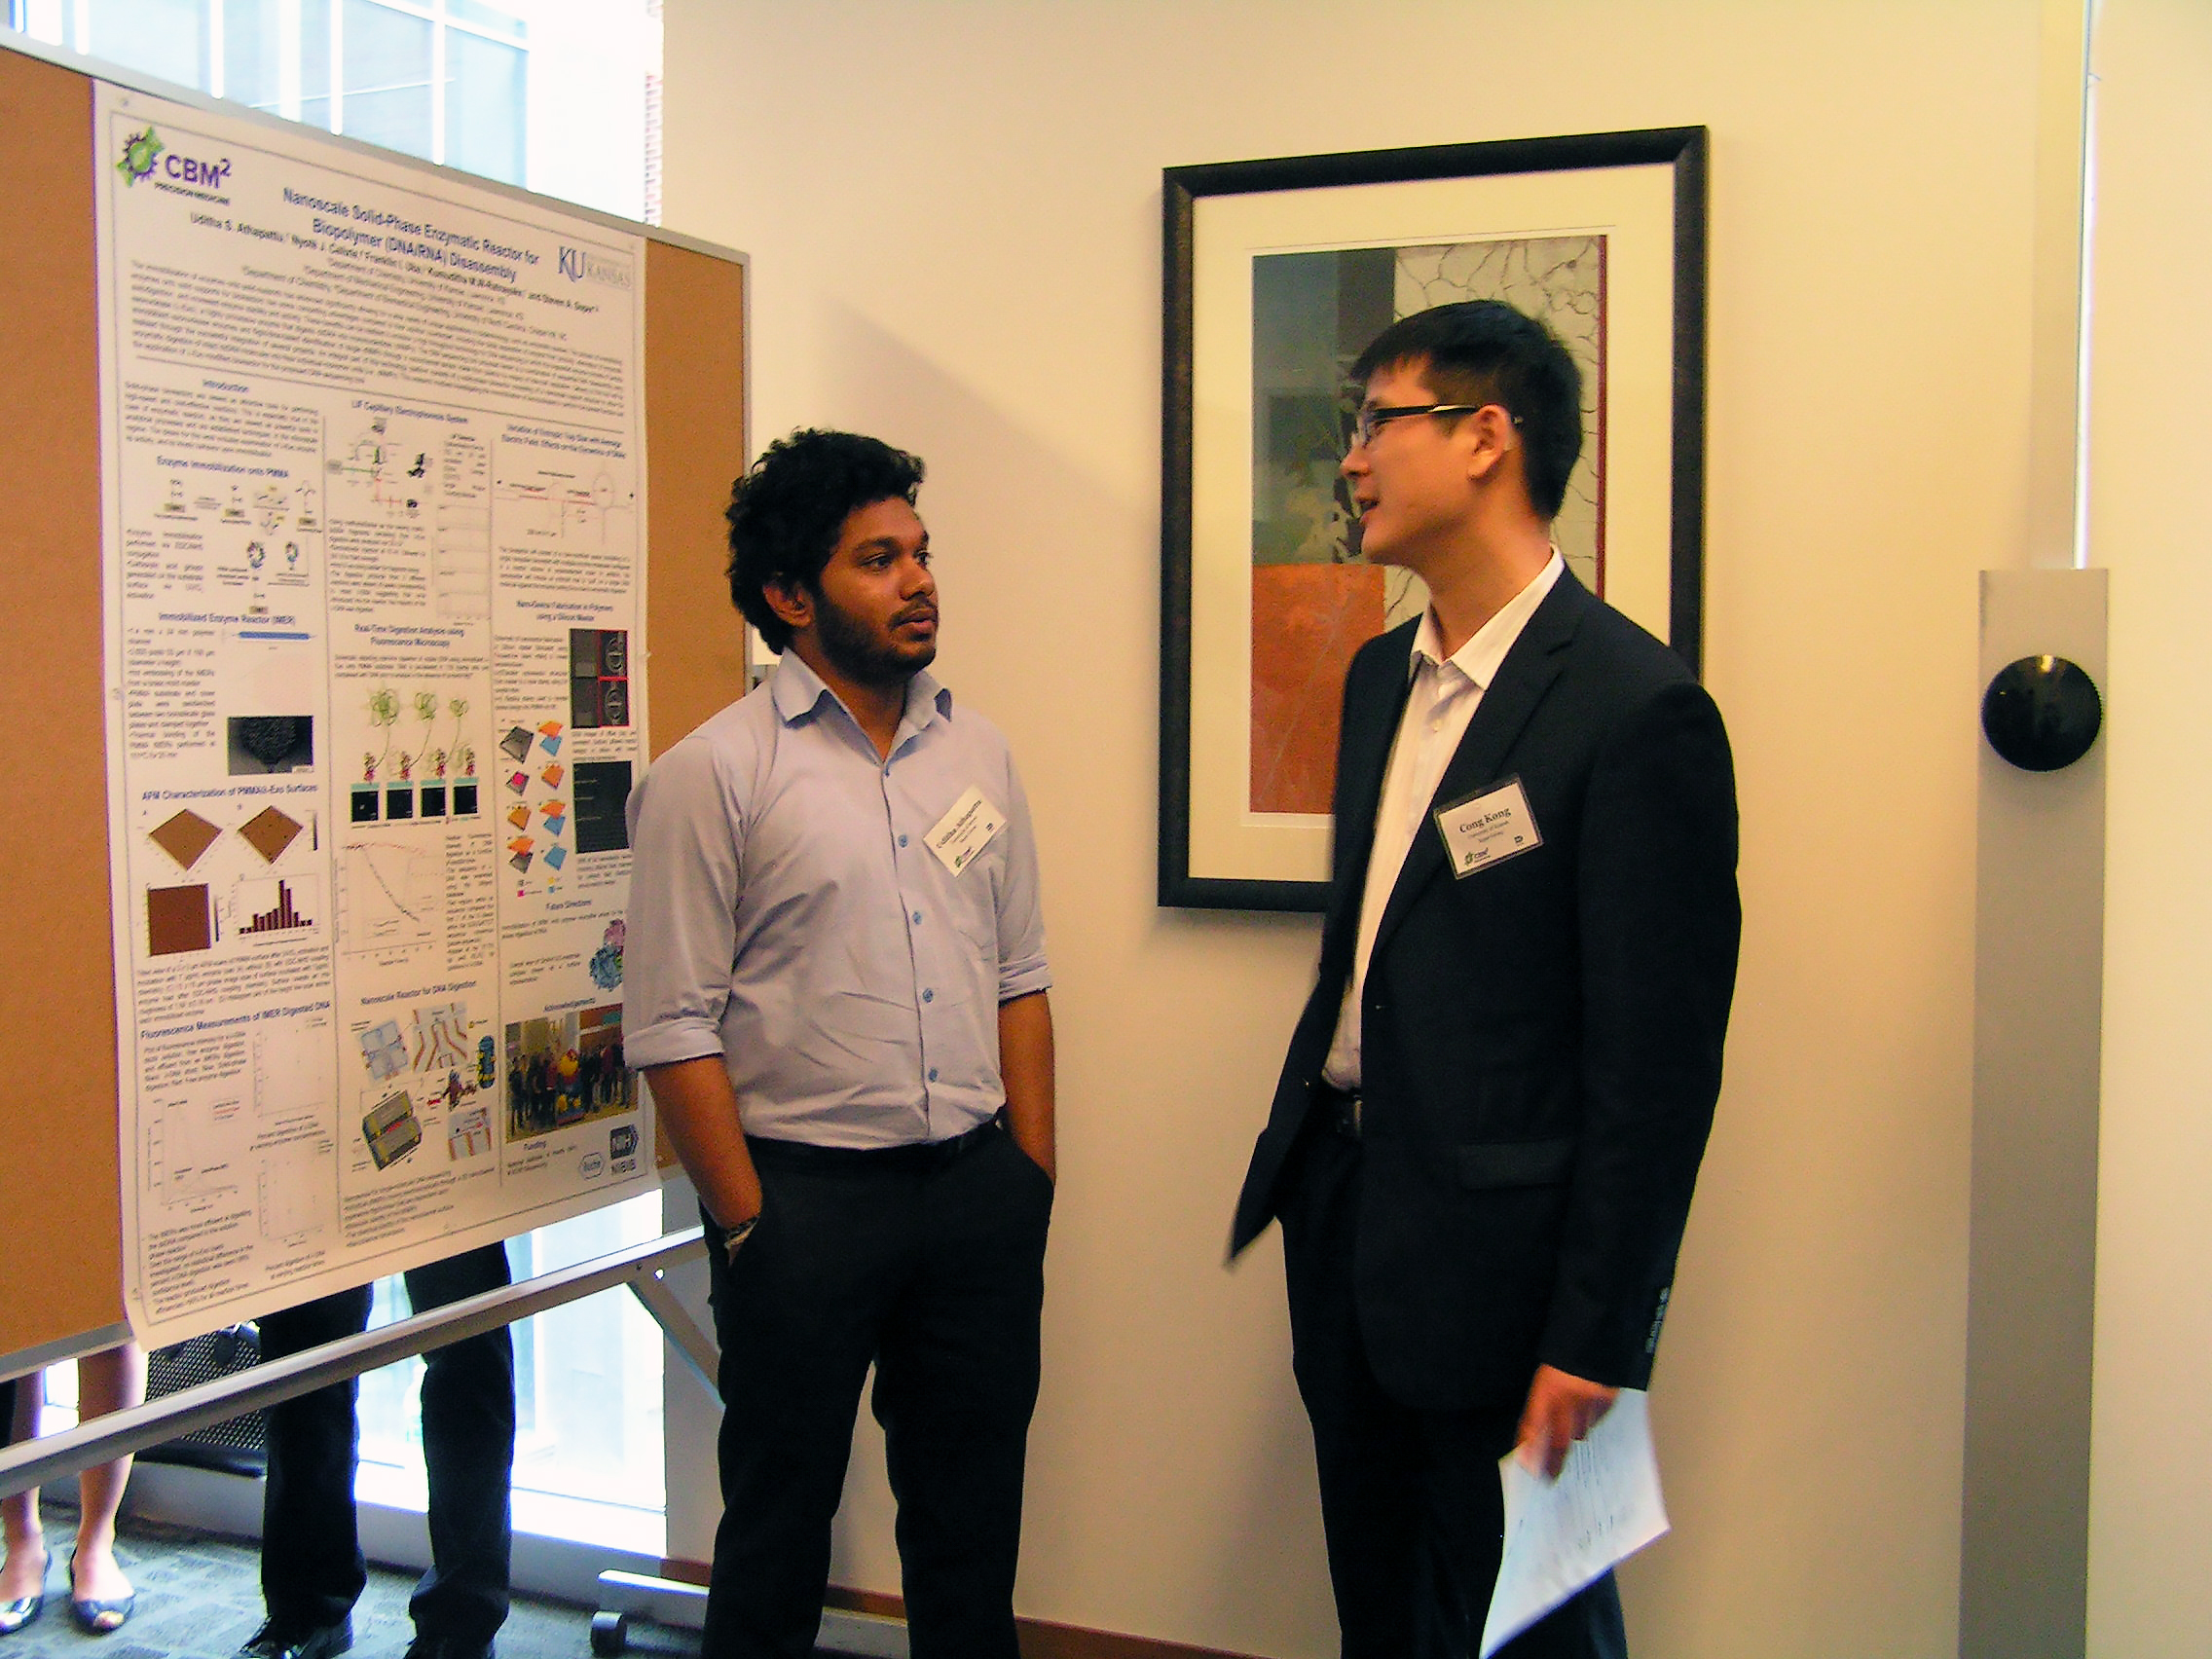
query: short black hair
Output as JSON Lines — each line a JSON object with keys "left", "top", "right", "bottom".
{"left": 724, "top": 428, "right": 926, "bottom": 651}
{"left": 1349, "top": 300, "right": 1583, "bottom": 520}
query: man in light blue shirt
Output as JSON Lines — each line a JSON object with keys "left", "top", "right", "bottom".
{"left": 625, "top": 428, "right": 1054, "bottom": 1659}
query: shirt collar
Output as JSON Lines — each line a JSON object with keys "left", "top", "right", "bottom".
{"left": 768, "top": 650, "right": 953, "bottom": 734}
{"left": 1408, "top": 548, "right": 1567, "bottom": 691}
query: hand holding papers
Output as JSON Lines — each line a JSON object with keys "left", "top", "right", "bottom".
{"left": 1480, "top": 1389, "right": 1670, "bottom": 1657}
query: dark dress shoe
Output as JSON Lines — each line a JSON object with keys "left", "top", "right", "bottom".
{"left": 0, "top": 1549, "right": 51, "bottom": 1636}
{"left": 235, "top": 1616, "right": 354, "bottom": 1659}
{"left": 69, "top": 1592, "right": 135, "bottom": 1636}
{"left": 68, "top": 1549, "right": 135, "bottom": 1635}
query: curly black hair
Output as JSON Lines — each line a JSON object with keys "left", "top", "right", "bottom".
{"left": 724, "top": 428, "right": 926, "bottom": 651}
{"left": 1350, "top": 300, "right": 1583, "bottom": 521}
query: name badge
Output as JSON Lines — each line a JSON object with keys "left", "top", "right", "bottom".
{"left": 925, "top": 785, "right": 1006, "bottom": 875}
{"left": 1433, "top": 776, "right": 1542, "bottom": 878}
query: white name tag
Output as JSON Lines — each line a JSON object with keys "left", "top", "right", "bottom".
{"left": 925, "top": 785, "right": 1006, "bottom": 875}
{"left": 1434, "top": 776, "right": 1542, "bottom": 877}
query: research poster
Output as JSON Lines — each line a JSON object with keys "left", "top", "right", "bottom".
{"left": 94, "top": 86, "right": 654, "bottom": 1345}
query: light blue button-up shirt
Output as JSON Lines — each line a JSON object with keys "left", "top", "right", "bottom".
{"left": 623, "top": 653, "right": 1051, "bottom": 1149}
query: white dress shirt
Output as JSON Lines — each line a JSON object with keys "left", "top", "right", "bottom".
{"left": 1321, "top": 552, "right": 1565, "bottom": 1090}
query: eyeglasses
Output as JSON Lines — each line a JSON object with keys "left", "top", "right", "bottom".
{"left": 1347, "top": 403, "right": 1517, "bottom": 449}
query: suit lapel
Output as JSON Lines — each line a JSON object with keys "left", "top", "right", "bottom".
{"left": 1323, "top": 621, "right": 1417, "bottom": 952}
{"left": 1367, "top": 572, "right": 1591, "bottom": 962}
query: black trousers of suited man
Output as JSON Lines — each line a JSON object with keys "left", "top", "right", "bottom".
{"left": 1281, "top": 1123, "right": 1628, "bottom": 1659}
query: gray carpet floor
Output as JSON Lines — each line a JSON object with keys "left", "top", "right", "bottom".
{"left": 0, "top": 1503, "right": 699, "bottom": 1659}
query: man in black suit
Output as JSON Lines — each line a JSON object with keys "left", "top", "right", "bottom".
{"left": 1232, "top": 301, "right": 1740, "bottom": 1659}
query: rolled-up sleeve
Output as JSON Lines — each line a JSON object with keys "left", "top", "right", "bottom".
{"left": 624, "top": 736, "right": 745, "bottom": 1069}
{"left": 993, "top": 754, "right": 1051, "bottom": 1004}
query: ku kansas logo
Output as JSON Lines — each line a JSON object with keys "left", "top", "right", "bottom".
{"left": 117, "top": 126, "right": 165, "bottom": 185}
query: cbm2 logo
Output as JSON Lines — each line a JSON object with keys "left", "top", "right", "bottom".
{"left": 118, "top": 125, "right": 233, "bottom": 191}
{"left": 116, "top": 127, "right": 164, "bottom": 184}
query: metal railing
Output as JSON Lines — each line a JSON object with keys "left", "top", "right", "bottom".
{"left": 0, "top": 1229, "right": 715, "bottom": 1500}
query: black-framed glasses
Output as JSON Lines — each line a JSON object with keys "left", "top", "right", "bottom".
{"left": 1348, "top": 403, "right": 1517, "bottom": 448}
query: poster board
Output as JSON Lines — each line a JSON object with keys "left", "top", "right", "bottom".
{"left": 0, "top": 38, "right": 747, "bottom": 1375}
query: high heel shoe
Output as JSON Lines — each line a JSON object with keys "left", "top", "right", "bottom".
{"left": 0, "top": 1547, "right": 50, "bottom": 1636}
{"left": 67, "top": 1549, "right": 133, "bottom": 1636}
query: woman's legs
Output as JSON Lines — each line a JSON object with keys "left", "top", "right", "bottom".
{"left": 1, "top": 1373, "right": 48, "bottom": 1604}
{"left": 67, "top": 1345, "right": 145, "bottom": 1608}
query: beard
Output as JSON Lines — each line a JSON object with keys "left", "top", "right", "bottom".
{"left": 812, "top": 583, "right": 937, "bottom": 687}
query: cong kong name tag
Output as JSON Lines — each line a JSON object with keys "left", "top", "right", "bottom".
{"left": 1433, "top": 776, "right": 1542, "bottom": 878}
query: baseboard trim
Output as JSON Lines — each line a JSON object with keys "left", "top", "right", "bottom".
{"left": 1005, "top": 1614, "right": 1265, "bottom": 1659}
{"left": 654, "top": 1562, "right": 1265, "bottom": 1659}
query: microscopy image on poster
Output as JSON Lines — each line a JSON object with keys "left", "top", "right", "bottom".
{"left": 94, "top": 84, "right": 653, "bottom": 1345}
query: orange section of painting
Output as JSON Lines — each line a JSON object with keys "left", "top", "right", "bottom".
{"left": 1251, "top": 562, "right": 1386, "bottom": 815}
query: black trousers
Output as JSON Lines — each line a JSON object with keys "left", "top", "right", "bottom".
{"left": 699, "top": 1119, "right": 1052, "bottom": 1659}
{"left": 256, "top": 1243, "right": 516, "bottom": 1643}
{"left": 1279, "top": 1125, "right": 1628, "bottom": 1659}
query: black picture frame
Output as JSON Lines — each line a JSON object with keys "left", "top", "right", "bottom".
{"left": 1160, "top": 128, "right": 1709, "bottom": 911}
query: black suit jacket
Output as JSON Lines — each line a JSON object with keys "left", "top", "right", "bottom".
{"left": 1232, "top": 571, "right": 1740, "bottom": 1413}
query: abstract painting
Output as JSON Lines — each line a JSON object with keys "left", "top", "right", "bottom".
{"left": 1161, "top": 129, "right": 1709, "bottom": 908}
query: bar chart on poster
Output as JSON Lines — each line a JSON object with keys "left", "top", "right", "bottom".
{"left": 1, "top": 37, "right": 750, "bottom": 1372}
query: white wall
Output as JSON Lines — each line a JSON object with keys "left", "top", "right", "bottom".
{"left": 657, "top": 5, "right": 2047, "bottom": 1654}
{"left": 2085, "top": 2, "right": 2212, "bottom": 1653}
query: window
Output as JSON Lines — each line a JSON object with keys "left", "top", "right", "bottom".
{"left": 358, "top": 1195, "right": 669, "bottom": 1552}
{"left": 6, "top": 0, "right": 659, "bottom": 219}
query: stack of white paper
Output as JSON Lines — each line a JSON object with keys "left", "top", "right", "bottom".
{"left": 1479, "top": 1389, "right": 1671, "bottom": 1656}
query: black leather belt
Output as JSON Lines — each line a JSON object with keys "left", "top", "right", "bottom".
{"left": 747, "top": 1107, "right": 1007, "bottom": 1173}
{"left": 1315, "top": 1085, "right": 1364, "bottom": 1141}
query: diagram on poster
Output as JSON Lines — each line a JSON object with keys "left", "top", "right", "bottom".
{"left": 340, "top": 843, "right": 442, "bottom": 954}
{"left": 346, "top": 683, "right": 485, "bottom": 828}
{"left": 147, "top": 1097, "right": 244, "bottom": 1204}
{"left": 434, "top": 432, "right": 494, "bottom": 620}
{"left": 255, "top": 1025, "right": 329, "bottom": 1121}
{"left": 261, "top": 1150, "right": 335, "bottom": 1241}
{"left": 329, "top": 416, "right": 431, "bottom": 522}
{"left": 497, "top": 461, "right": 636, "bottom": 551}
{"left": 97, "top": 83, "right": 654, "bottom": 1346}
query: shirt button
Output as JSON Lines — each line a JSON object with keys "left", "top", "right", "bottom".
{"left": 922, "top": 988, "right": 934, "bottom": 1003}
{"left": 912, "top": 910, "right": 923, "bottom": 924}
{"left": 898, "top": 834, "right": 909, "bottom": 848}
{"left": 928, "top": 1067, "right": 939, "bottom": 1083}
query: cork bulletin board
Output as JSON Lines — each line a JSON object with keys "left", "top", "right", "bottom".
{"left": 0, "top": 38, "right": 748, "bottom": 1375}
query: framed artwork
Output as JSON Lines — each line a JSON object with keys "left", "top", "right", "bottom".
{"left": 1159, "top": 128, "right": 1709, "bottom": 911}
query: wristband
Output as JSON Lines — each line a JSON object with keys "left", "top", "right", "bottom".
{"left": 721, "top": 1212, "right": 759, "bottom": 1266}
